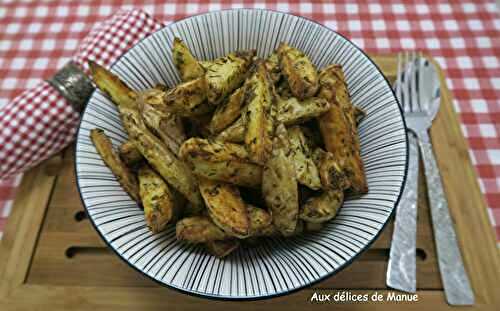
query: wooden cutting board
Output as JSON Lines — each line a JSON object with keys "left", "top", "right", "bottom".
{"left": 1, "top": 54, "right": 499, "bottom": 310}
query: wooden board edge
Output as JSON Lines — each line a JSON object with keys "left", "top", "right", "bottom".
{"left": 0, "top": 154, "right": 61, "bottom": 294}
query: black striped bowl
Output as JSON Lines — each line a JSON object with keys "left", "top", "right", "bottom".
{"left": 75, "top": 9, "right": 408, "bottom": 300}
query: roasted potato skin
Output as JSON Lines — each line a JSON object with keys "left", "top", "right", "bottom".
{"left": 172, "top": 37, "right": 205, "bottom": 81}
{"left": 120, "top": 107, "right": 203, "bottom": 208}
{"left": 90, "top": 40, "right": 370, "bottom": 255}
{"left": 118, "top": 141, "right": 143, "bottom": 169}
{"left": 277, "top": 97, "right": 330, "bottom": 125}
{"left": 262, "top": 124, "right": 299, "bottom": 236}
{"left": 313, "top": 148, "right": 350, "bottom": 191}
{"left": 209, "top": 86, "right": 246, "bottom": 134}
{"left": 89, "top": 61, "right": 137, "bottom": 109}
{"left": 205, "top": 239, "right": 240, "bottom": 258}
{"left": 161, "top": 77, "right": 212, "bottom": 117}
{"left": 305, "top": 221, "right": 323, "bottom": 232}
{"left": 264, "top": 52, "right": 281, "bottom": 84}
{"left": 299, "top": 189, "right": 343, "bottom": 223}
{"left": 276, "top": 78, "right": 293, "bottom": 100}
{"left": 176, "top": 216, "right": 229, "bottom": 243}
{"left": 205, "top": 50, "right": 255, "bottom": 104}
{"left": 247, "top": 205, "right": 277, "bottom": 237}
{"left": 317, "top": 64, "right": 368, "bottom": 194}
{"left": 244, "top": 62, "right": 276, "bottom": 164}
{"left": 288, "top": 126, "right": 322, "bottom": 190}
{"left": 216, "top": 96, "right": 329, "bottom": 144}
{"left": 292, "top": 220, "right": 305, "bottom": 236}
{"left": 139, "top": 165, "right": 181, "bottom": 233}
{"left": 278, "top": 43, "right": 319, "bottom": 100}
{"left": 199, "top": 179, "right": 250, "bottom": 238}
{"left": 90, "top": 129, "right": 140, "bottom": 202}
{"left": 179, "top": 138, "right": 263, "bottom": 188}
{"left": 154, "top": 83, "right": 169, "bottom": 92}
{"left": 138, "top": 89, "right": 186, "bottom": 154}
{"left": 215, "top": 116, "right": 245, "bottom": 143}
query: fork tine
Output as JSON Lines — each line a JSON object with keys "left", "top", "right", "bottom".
{"left": 402, "top": 51, "right": 411, "bottom": 113}
{"left": 410, "top": 51, "right": 419, "bottom": 113}
{"left": 415, "top": 51, "right": 422, "bottom": 111}
{"left": 417, "top": 51, "right": 427, "bottom": 113}
{"left": 396, "top": 52, "right": 403, "bottom": 109}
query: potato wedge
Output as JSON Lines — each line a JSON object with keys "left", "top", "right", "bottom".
{"left": 206, "top": 239, "right": 240, "bottom": 258}
{"left": 313, "top": 148, "right": 350, "bottom": 191}
{"left": 276, "top": 97, "right": 330, "bottom": 125}
{"left": 247, "top": 205, "right": 277, "bottom": 237}
{"left": 209, "top": 86, "right": 246, "bottom": 134}
{"left": 199, "top": 60, "right": 212, "bottom": 70}
{"left": 244, "top": 62, "right": 275, "bottom": 164}
{"left": 299, "top": 189, "right": 343, "bottom": 223}
{"left": 176, "top": 216, "right": 229, "bottom": 243}
{"left": 317, "top": 64, "right": 367, "bottom": 194}
{"left": 292, "top": 220, "right": 304, "bottom": 236}
{"left": 138, "top": 89, "right": 186, "bottom": 154}
{"left": 118, "top": 141, "right": 143, "bottom": 168}
{"left": 215, "top": 116, "right": 245, "bottom": 143}
{"left": 120, "top": 107, "right": 203, "bottom": 207}
{"left": 278, "top": 43, "right": 319, "bottom": 99}
{"left": 215, "top": 96, "right": 329, "bottom": 143}
{"left": 262, "top": 124, "right": 299, "bottom": 236}
{"left": 183, "top": 202, "right": 204, "bottom": 217}
{"left": 172, "top": 37, "right": 205, "bottom": 81}
{"left": 205, "top": 50, "right": 255, "bottom": 104}
{"left": 199, "top": 179, "right": 250, "bottom": 238}
{"left": 179, "top": 138, "right": 262, "bottom": 188}
{"left": 139, "top": 165, "right": 181, "bottom": 233}
{"left": 305, "top": 221, "right": 323, "bottom": 232}
{"left": 288, "top": 126, "right": 322, "bottom": 190}
{"left": 154, "top": 83, "right": 169, "bottom": 92}
{"left": 276, "top": 78, "right": 293, "bottom": 99}
{"left": 89, "top": 61, "right": 137, "bottom": 109}
{"left": 160, "top": 77, "right": 212, "bottom": 117}
{"left": 264, "top": 52, "right": 281, "bottom": 84}
{"left": 90, "top": 129, "right": 140, "bottom": 202}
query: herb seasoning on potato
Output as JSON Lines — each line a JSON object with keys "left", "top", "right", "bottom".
{"left": 199, "top": 178, "right": 250, "bottom": 238}
{"left": 278, "top": 43, "right": 319, "bottom": 100}
{"left": 317, "top": 64, "right": 368, "bottom": 194}
{"left": 262, "top": 124, "right": 299, "bottom": 236}
{"left": 89, "top": 37, "right": 368, "bottom": 256}
{"left": 90, "top": 129, "right": 140, "bottom": 202}
{"left": 244, "top": 62, "right": 276, "bottom": 164}
{"left": 172, "top": 37, "right": 205, "bottom": 81}
{"left": 139, "top": 165, "right": 181, "bottom": 233}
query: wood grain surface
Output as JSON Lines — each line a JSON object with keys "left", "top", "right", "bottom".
{"left": 0, "top": 54, "right": 498, "bottom": 310}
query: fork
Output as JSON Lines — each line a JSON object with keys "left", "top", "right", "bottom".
{"left": 393, "top": 52, "right": 475, "bottom": 305}
{"left": 386, "top": 52, "right": 419, "bottom": 293}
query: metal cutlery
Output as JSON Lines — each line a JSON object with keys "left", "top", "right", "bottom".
{"left": 387, "top": 52, "right": 419, "bottom": 293}
{"left": 391, "top": 52, "right": 475, "bottom": 305}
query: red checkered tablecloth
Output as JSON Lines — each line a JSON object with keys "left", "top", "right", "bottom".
{"left": 0, "top": 0, "right": 499, "bottom": 242}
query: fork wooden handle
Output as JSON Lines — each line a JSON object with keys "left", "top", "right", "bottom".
{"left": 417, "top": 131, "right": 475, "bottom": 305}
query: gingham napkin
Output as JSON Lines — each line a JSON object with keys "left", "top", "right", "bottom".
{"left": 0, "top": 9, "right": 163, "bottom": 179}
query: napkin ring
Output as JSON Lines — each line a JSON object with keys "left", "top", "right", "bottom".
{"left": 47, "top": 61, "right": 94, "bottom": 113}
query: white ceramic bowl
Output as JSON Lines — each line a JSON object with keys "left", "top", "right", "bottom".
{"left": 76, "top": 9, "right": 408, "bottom": 300}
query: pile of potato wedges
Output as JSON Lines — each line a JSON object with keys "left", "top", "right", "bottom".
{"left": 89, "top": 37, "right": 368, "bottom": 258}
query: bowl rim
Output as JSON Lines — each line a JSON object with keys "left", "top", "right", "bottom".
{"left": 74, "top": 8, "right": 409, "bottom": 301}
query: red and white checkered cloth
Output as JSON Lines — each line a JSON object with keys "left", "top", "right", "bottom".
{"left": 0, "top": 1, "right": 498, "bottom": 243}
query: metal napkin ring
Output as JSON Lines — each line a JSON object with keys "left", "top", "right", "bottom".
{"left": 47, "top": 61, "right": 94, "bottom": 113}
